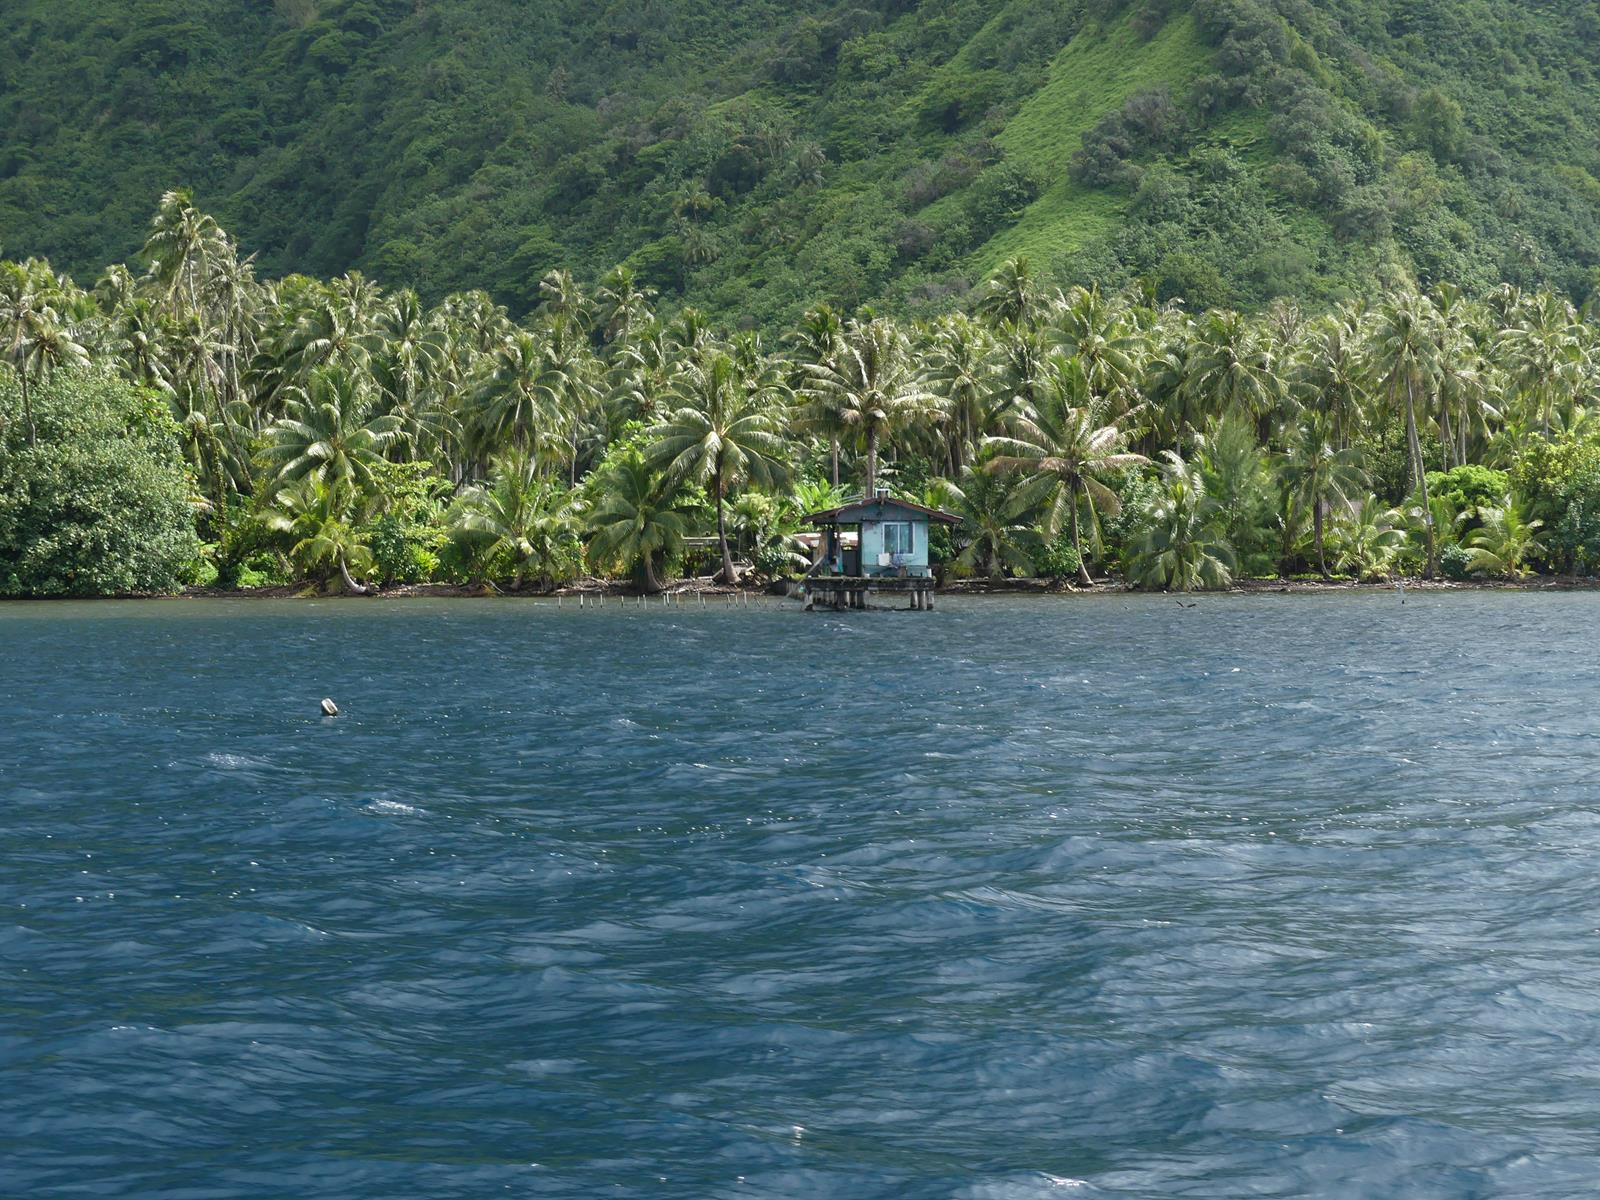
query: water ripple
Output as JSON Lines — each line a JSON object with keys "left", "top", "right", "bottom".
{"left": 6, "top": 592, "right": 1600, "bottom": 1197}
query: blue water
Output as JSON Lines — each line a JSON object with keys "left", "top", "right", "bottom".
{"left": 6, "top": 593, "right": 1600, "bottom": 1198}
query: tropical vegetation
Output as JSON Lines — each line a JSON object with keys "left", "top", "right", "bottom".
{"left": 10, "top": 192, "right": 1600, "bottom": 595}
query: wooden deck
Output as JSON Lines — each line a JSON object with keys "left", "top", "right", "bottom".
{"left": 803, "top": 575, "right": 937, "bottom": 610}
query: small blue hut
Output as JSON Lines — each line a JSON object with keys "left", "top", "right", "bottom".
{"left": 803, "top": 491, "right": 960, "bottom": 610}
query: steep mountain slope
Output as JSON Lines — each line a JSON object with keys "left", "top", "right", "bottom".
{"left": 5, "top": 0, "right": 1600, "bottom": 324}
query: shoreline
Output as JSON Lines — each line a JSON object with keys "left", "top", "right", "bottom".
{"left": 8, "top": 574, "right": 1600, "bottom": 602}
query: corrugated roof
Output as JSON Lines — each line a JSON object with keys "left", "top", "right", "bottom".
{"left": 804, "top": 495, "right": 962, "bottom": 525}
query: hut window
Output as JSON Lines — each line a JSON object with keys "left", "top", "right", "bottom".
{"left": 883, "top": 522, "right": 913, "bottom": 555}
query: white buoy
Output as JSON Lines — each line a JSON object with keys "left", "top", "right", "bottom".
{"left": 320, "top": 698, "right": 339, "bottom": 718}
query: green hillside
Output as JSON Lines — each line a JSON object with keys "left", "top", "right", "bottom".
{"left": 7, "top": 0, "right": 1600, "bottom": 324}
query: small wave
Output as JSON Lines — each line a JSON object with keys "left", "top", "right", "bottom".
{"left": 365, "top": 799, "right": 423, "bottom": 816}
{"left": 204, "top": 751, "right": 270, "bottom": 769}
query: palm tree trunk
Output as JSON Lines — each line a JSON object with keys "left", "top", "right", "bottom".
{"left": 864, "top": 424, "right": 878, "bottom": 498}
{"left": 642, "top": 552, "right": 665, "bottom": 594}
{"left": 1070, "top": 483, "right": 1092, "bottom": 587}
{"left": 1405, "top": 374, "right": 1436, "bottom": 579}
{"left": 21, "top": 369, "right": 34, "bottom": 446}
{"left": 830, "top": 436, "right": 839, "bottom": 487}
{"left": 337, "top": 554, "right": 370, "bottom": 595}
{"left": 714, "top": 468, "right": 738, "bottom": 585}
{"left": 1314, "top": 501, "right": 1329, "bottom": 579}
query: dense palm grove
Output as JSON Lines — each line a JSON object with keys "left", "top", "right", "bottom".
{"left": 4, "top": 191, "right": 1600, "bottom": 597}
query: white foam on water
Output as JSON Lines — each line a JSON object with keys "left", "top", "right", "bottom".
{"left": 365, "top": 799, "right": 423, "bottom": 816}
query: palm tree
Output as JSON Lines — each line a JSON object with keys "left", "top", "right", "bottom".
{"left": 647, "top": 349, "right": 789, "bottom": 583}
{"left": 975, "top": 256, "right": 1042, "bottom": 330}
{"left": 1370, "top": 288, "right": 1441, "bottom": 577}
{"left": 262, "top": 476, "right": 375, "bottom": 594}
{"left": 263, "top": 367, "right": 402, "bottom": 495}
{"left": 1185, "top": 309, "right": 1281, "bottom": 439}
{"left": 1051, "top": 285, "right": 1144, "bottom": 418}
{"left": 448, "top": 449, "right": 580, "bottom": 589}
{"left": 941, "top": 466, "right": 1038, "bottom": 580}
{"left": 1278, "top": 414, "right": 1368, "bottom": 578}
{"left": 372, "top": 289, "right": 448, "bottom": 461}
{"left": 1127, "top": 451, "right": 1235, "bottom": 591}
{"left": 1463, "top": 496, "right": 1546, "bottom": 578}
{"left": 800, "top": 318, "right": 933, "bottom": 499}
{"left": 594, "top": 265, "right": 656, "bottom": 347}
{"left": 787, "top": 303, "right": 846, "bottom": 484}
{"left": 1332, "top": 496, "right": 1407, "bottom": 580}
{"left": 470, "top": 330, "right": 566, "bottom": 467}
{"left": 1193, "top": 411, "right": 1270, "bottom": 563}
{"left": 985, "top": 390, "right": 1147, "bottom": 586}
{"left": 11, "top": 302, "right": 91, "bottom": 446}
{"left": 1292, "top": 304, "right": 1368, "bottom": 449}
{"left": 923, "top": 313, "right": 996, "bottom": 475}
{"left": 537, "top": 268, "right": 593, "bottom": 327}
{"left": 0, "top": 260, "right": 49, "bottom": 444}
{"left": 111, "top": 297, "right": 175, "bottom": 395}
{"left": 1499, "top": 290, "right": 1588, "bottom": 437}
{"left": 141, "top": 189, "right": 228, "bottom": 321}
{"left": 585, "top": 454, "right": 697, "bottom": 593}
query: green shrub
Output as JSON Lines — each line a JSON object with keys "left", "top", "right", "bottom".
{"left": 1033, "top": 530, "right": 1083, "bottom": 580}
{"left": 367, "top": 513, "right": 436, "bottom": 585}
{"left": 1440, "top": 542, "right": 1475, "bottom": 580}
{"left": 0, "top": 370, "right": 199, "bottom": 596}
{"left": 752, "top": 543, "right": 793, "bottom": 579}
{"left": 1427, "top": 465, "right": 1509, "bottom": 523}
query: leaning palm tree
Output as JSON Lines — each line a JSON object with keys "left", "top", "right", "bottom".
{"left": 261, "top": 476, "right": 375, "bottom": 594}
{"left": 648, "top": 349, "right": 790, "bottom": 583}
{"left": 985, "top": 389, "right": 1147, "bottom": 586}
{"left": 799, "top": 318, "right": 932, "bottom": 499}
{"left": 262, "top": 366, "right": 402, "bottom": 496}
{"left": 447, "top": 449, "right": 580, "bottom": 589}
{"left": 1127, "top": 451, "right": 1235, "bottom": 592}
{"left": 585, "top": 454, "right": 697, "bottom": 593}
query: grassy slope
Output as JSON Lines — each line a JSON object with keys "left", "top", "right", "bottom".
{"left": 974, "top": 11, "right": 1210, "bottom": 272}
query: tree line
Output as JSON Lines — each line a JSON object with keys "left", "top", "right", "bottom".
{"left": 4, "top": 190, "right": 1600, "bottom": 597}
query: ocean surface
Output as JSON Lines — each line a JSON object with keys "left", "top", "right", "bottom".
{"left": 5, "top": 591, "right": 1600, "bottom": 1198}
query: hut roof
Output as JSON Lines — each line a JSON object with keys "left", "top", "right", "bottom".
{"left": 805, "top": 495, "right": 961, "bottom": 526}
